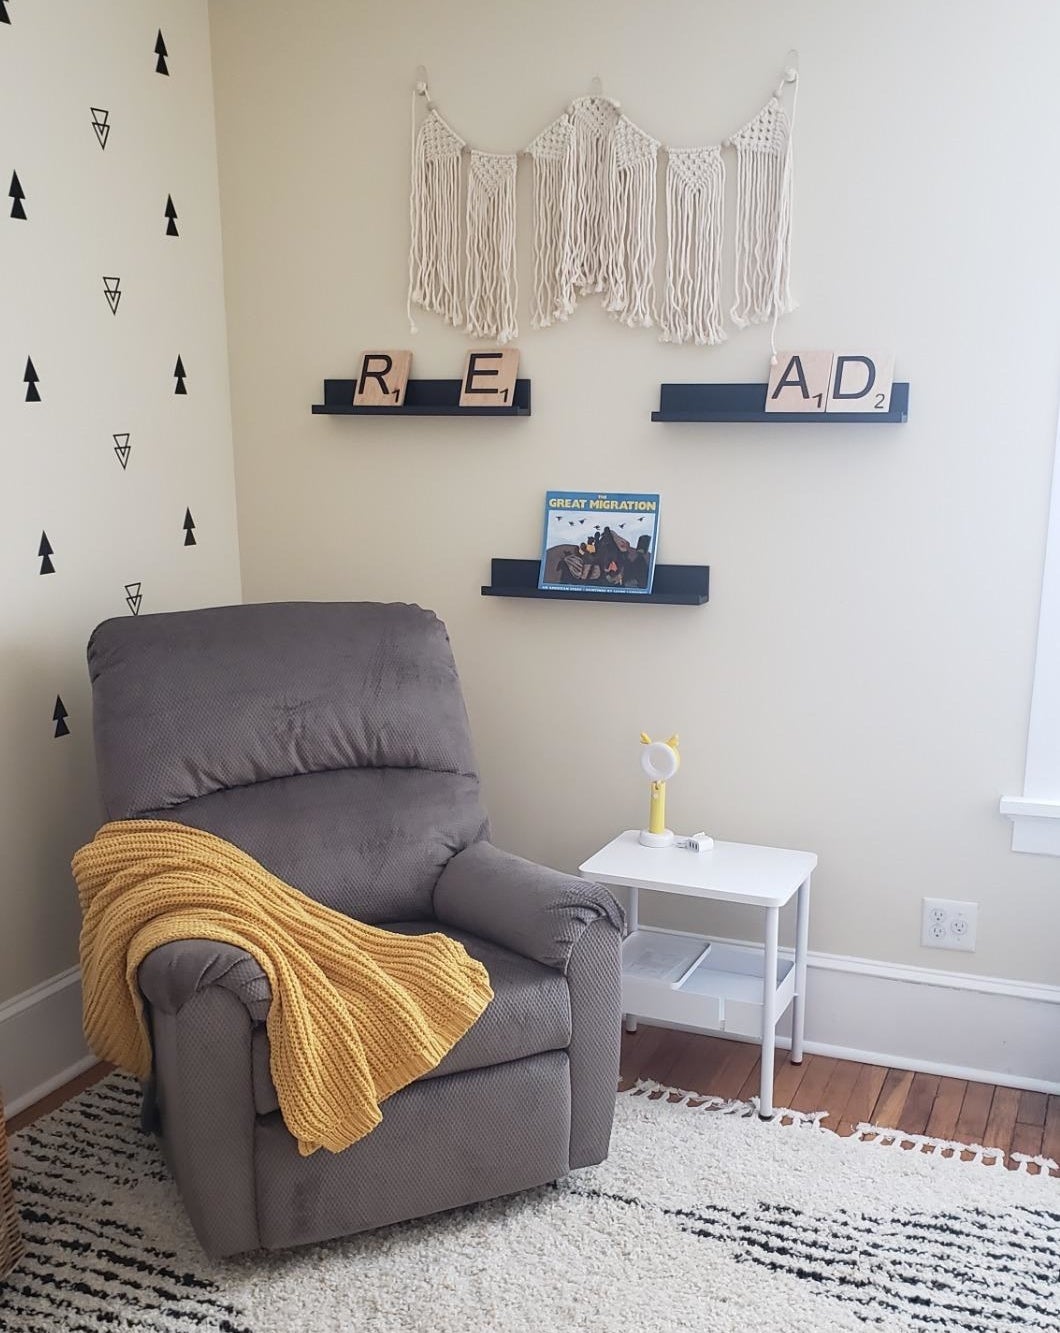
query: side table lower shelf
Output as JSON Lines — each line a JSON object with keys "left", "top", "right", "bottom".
{"left": 623, "top": 927, "right": 794, "bottom": 1043}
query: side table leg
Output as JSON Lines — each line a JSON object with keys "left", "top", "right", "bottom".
{"left": 624, "top": 885, "right": 638, "bottom": 1034}
{"left": 759, "top": 905, "right": 780, "bottom": 1119}
{"left": 790, "top": 873, "right": 812, "bottom": 1065}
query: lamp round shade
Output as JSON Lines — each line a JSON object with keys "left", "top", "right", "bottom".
{"left": 641, "top": 740, "right": 679, "bottom": 782}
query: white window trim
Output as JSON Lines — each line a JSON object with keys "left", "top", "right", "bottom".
{"left": 1001, "top": 397, "right": 1060, "bottom": 855}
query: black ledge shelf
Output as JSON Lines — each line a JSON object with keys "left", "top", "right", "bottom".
{"left": 482, "top": 558, "right": 710, "bottom": 606}
{"left": 312, "top": 378, "right": 531, "bottom": 416}
{"left": 651, "top": 381, "right": 909, "bottom": 424}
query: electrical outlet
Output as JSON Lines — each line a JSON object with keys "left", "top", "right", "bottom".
{"left": 921, "top": 897, "right": 978, "bottom": 952}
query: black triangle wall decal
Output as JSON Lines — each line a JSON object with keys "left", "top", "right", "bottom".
{"left": 103, "top": 276, "right": 121, "bottom": 315}
{"left": 90, "top": 108, "right": 110, "bottom": 150}
{"left": 53, "top": 695, "right": 70, "bottom": 738}
{"left": 38, "top": 530, "right": 54, "bottom": 574}
{"left": 9, "top": 170, "right": 26, "bottom": 220}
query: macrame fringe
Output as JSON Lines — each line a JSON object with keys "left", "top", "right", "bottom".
{"left": 605, "top": 116, "right": 659, "bottom": 328}
{"left": 727, "top": 96, "right": 794, "bottom": 331}
{"left": 624, "top": 1077, "right": 826, "bottom": 1126}
{"left": 567, "top": 95, "right": 620, "bottom": 296}
{"left": 465, "top": 151, "right": 519, "bottom": 343}
{"left": 527, "top": 115, "right": 575, "bottom": 328}
{"left": 853, "top": 1122, "right": 1060, "bottom": 1175}
{"left": 408, "top": 108, "right": 465, "bottom": 329}
{"left": 659, "top": 146, "right": 726, "bottom": 345}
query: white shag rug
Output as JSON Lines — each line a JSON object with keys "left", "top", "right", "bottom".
{"left": 2, "top": 1074, "right": 1058, "bottom": 1332}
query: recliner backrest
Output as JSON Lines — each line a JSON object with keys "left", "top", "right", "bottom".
{"left": 87, "top": 601, "right": 487, "bottom": 921}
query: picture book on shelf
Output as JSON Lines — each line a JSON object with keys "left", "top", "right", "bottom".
{"left": 538, "top": 491, "right": 661, "bottom": 595}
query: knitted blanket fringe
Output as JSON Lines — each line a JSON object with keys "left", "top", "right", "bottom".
{"left": 74, "top": 821, "right": 494, "bottom": 1157}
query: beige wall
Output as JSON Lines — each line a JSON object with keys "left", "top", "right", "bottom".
{"left": 1, "top": 1, "right": 241, "bottom": 1002}
{"left": 209, "top": 0, "right": 1060, "bottom": 985}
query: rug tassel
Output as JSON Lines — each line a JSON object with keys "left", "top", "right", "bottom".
{"left": 625, "top": 1078, "right": 824, "bottom": 1126}
{"left": 1011, "top": 1151, "right": 1060, "bottom": 1173}
{"left": 852, "top": 1122, "right": 1021, "bottom": 1167}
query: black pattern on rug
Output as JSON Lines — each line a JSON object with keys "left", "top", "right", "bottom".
{"left": 2, "top": 1077, "right": 253, "bottom": 1333}
{"left": 565, "top": 1181, "right": 1060, "bottom": 1332}
{"left": 3, "top": 1075, "right": 1058, "bottom": 1332}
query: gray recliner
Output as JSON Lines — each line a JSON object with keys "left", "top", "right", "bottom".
{"left": 86, "top": 601, "right": 624, "bottom": 1258}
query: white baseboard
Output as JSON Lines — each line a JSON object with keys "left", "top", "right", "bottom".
{"left": 630, "top": 941, "right": 1060, "bottom": 1095}
{"left": 2, "top": 944, "right": 1058, "bottom": 1124}
{"left": 0, "top": 967, "right": 93, "bottom": 1118}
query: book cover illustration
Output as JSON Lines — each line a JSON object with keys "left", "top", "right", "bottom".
{"left": 538, "top": 491, "right": 660, "bottom": 594}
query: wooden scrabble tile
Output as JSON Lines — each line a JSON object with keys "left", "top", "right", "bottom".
{"left": 353, "top": 350, "right": 412, "bottom": 406}
{"left": 826, "top": 351, "right": 895, "bottom": 413}
{"left": 765, "top": 351, "right": 833, "bottom": 413}
{"left": 459, "top": 348, "right": 519, "bottom": 408}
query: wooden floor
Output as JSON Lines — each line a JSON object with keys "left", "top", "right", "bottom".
{"left": 620, "top": 1025, "right": 1060, "bottom": 1176}
{"left": 7, "top": 1064, "right": 111, "bottom": 1135}
{"left": 7, "top": 1035, "right": 1060, "bottom": 1178}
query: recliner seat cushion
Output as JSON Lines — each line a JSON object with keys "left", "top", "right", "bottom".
{"left": 250, "top": 922, "right": 572, "bottom": 1117}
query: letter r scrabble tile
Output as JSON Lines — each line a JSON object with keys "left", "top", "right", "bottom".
{"left": 354, "top": 350, "right": 412, "bottom": 406}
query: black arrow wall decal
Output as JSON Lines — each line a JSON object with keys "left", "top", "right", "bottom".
{"left": 183, "top": 508, "right": 197, "bottom": 546}
{"left": 53, "top": 695, "right": 70, "bottom": 738}
{"left": 113, "top": 432, "right": 131, "bottom": 469}
{"left": 24, "top": 356, "right": 39, "bottom": 401}
{"left": 155, "top": 30, "right": 169, "bottom": 75}
{"left": 164, "top": 194, "right": 178, "bottom": 236}
{"left": 90, "top": 108, "right": 110, "bottom": 151}
{"left": 125, "top": 581, "right": 143, "bottom": 615}
{"left": 0, "top": 2, "right": 11, "bottom": 25}
{"left": 38, "top": 531, "right": 54, "bottom": 574}
{"left": 9, "top": 170, "right": 25, "bottom": 219}
{"left": 174, "top": 355, "right": 186, "bottom": 394}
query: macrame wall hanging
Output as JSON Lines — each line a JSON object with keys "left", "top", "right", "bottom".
{"left": 605, "top": 115, "right": 660, "bottom": 329}
{"left": 659, "top": 145, "right": 725, "bottom": 346}
{"left": 728, "top": 91, "right": 795, "bottom": 332}
{"left": 407, "top": 108, "right": 464, "bottom": 330}
{"left": 526, "top": 114, "right": 574, "bottom": 329}
{"left": 406, "top": 59, "right": 798, "bottom": 353}
{"left": 465, "top": 150, "right": 519, "bottom": 342}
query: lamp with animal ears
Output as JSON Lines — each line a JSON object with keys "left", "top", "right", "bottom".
{"left": 639, "top": 732, "right": 680, "bottom": 847}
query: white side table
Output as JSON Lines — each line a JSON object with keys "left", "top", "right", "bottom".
{"left": 579, "top": 832, "right": 816, "bottom": 1119}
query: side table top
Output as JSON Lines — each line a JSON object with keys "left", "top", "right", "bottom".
{"left": 579, "top": 831, "right": 817, "bottom": 907}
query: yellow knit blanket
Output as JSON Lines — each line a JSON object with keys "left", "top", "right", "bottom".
{"left": 74, "top": 820, "right": 493, "bottom": 1156}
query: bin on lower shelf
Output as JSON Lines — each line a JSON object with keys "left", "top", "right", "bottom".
{"left": 622, "top": 927, "right": 794, "bottom": 1041}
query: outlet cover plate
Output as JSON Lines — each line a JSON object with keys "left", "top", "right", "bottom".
{"left": 921, "top": 897, "right": 978, "bottom": 952}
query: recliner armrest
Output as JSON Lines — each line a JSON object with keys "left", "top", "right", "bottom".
{"left": 433, "top": 841, "right": 624, "bottom": 973}
{"left": 137, "top": 938, "right": 271, "bottom": 1021}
